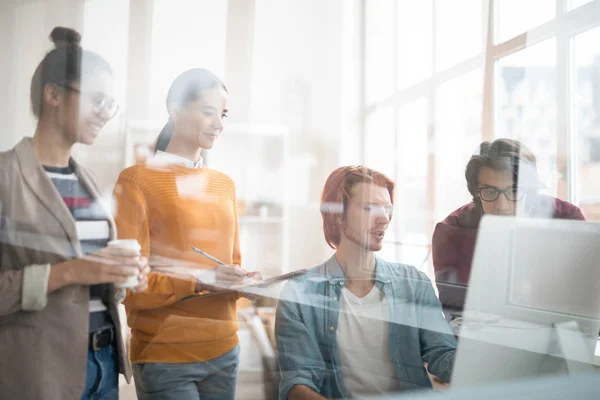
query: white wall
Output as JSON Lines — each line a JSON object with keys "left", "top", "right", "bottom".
{"left": 0, "top": 0, "right": 86, "bottom": 151}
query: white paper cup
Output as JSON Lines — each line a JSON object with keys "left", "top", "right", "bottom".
{"left": 108, "top": 239, "right": 141, "bottom": 288}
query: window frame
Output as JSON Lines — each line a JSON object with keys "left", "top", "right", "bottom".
{"left": 361, "top": 0, "right": 600, "bottom": 267}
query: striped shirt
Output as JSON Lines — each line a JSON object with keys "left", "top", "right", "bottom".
{"left": 44, "top": 164, "right": 111, "bottom": 316}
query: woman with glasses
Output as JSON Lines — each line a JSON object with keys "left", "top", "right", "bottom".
{"left": 431, "top": 139, "right": 584, "bottom": 320}
{"left": 0, "top": 27, "right": 149, "bottom": 400}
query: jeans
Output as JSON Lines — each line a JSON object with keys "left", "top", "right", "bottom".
{"left": 133, "top": 345, "right": 240, "bottom": 400}
{"left": 81, "top": 344, "right": 119, "bottom": 400}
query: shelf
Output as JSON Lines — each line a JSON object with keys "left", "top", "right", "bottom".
{"left": 123, "top": 119, "right": 292, "bottom": 273}
{"left": 239, "top": 216, "right": 284, "bottom": 224}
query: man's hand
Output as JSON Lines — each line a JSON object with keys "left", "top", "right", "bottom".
{"left": 424, "top": 362, "right": 449, "bottom": 390}
{"left": 288, "top": 385, "right": 327, "bottom": 400}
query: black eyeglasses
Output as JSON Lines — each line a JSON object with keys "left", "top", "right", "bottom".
{"left": 55, "top": 83, "right": 119, "bottom": 119}
{"left": 477, "top": 186, "right": 527, "bottom": 202}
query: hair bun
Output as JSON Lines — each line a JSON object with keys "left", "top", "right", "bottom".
{"left": 49, "top": 27, "right": 81, "bottom": 48}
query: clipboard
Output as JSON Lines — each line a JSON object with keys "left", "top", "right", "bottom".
{"left": 230, "top": 269, "right": 308, "bottom": 289}
{"left": 179, "top": 268, "right": 308, "bottom": 302}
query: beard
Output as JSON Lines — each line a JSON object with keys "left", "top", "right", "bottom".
{"left": 341, "top": 220, "right": 382, "bottom": 252}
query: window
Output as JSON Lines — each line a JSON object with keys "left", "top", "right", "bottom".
{"left": 395, "top": 98, "right": 430, "bottom": 269}
{"left": 435, "top": 69, "right": 483, "bottom": 221}
{"left": 569, "top": 0, "right": 594, "bottom": 10}
{"left": 364, "top": 107, "right": 395, "bottom": 178}
{"left": 363, "top": 0, "right": 600, "bottom": 274}
{"left": 365, "top": 0, "right": 394, "bottom": 104}
{"left": 150, "top": 0, "right": 228, "bottom": 119}
{"left": 495, "top": 39, "right": 558, "bottom": 192}
{"left": 573, "top": 26, "right": 600, "bottom": 220}
{"left": 397, "top": 0, "right": 432, "bottom": 89}
{"left": 364, "top": 0, "right": 487, "bottom": 276}
{"left": 491, "top": 1, "right": 600, "bottom": 217}
{"left": 436, "top": 0, "right": 484, "bottom": 71}
{"left": 365, "top": 107, "right": 397, "bottom": 261}
{"left": 495, "top": 0, "right": 556, "bottom": 43}
{"left": 83, "top": 0, "right": 130, "bottom": 111}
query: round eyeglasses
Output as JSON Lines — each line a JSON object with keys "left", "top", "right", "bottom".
{"left": 55, "top": 83, "right": 119, "bottom": 119}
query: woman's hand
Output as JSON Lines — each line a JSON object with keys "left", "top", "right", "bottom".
{"left": 195, "top": 268, "right": 263, "bottom": 297}
{"left": 195, "top": 264, "right": 246, "bottom": 292}
{"left": 245, "top": 271, "right": 263, "bottom": 282}
{"left": 130, "top": 260, "right": 150, "bottom": 293}
{"left": 49, "top": 246, "right": 145, "bottom": 293}
{"left": 237, "top": 270, "right": 263, "bottom": 300}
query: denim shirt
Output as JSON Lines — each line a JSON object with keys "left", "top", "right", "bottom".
{"left": 275, "top": 256, "right": 456, "bottom": 399}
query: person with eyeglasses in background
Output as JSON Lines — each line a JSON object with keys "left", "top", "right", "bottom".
{"left": 0, "top": 27, "right": 149, "bottom": 400}
{"left": 431, "top": 139, "right": 585, "bottom": 322}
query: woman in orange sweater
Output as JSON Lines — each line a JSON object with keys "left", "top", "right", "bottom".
{"left": 113, "top": 68, "right": 261, "bottom": 400}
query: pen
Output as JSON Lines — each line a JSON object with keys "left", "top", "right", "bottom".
{"left": 191, "top": 246, "right": 226, "bottom": 265}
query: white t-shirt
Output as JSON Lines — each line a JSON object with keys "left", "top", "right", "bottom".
{"left": 336, "top": 285, "right": 400, "bottom": 397}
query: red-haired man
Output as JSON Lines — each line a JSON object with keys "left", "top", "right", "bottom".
{"left": 275, "top": 166, "right": 456, "bottom": 399}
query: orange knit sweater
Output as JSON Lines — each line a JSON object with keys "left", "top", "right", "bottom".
{"left": 113, "top": 163, "right": 241, "bottom": 363}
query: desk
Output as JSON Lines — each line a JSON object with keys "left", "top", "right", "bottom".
{"left": 362, "top": 372, "right": 600, "bottom": 399}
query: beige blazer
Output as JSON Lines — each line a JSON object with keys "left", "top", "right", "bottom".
{"left": 0, "top": 138, "right": 131, "bottom": 399}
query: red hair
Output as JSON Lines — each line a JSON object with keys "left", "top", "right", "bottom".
{"left": 320, "top": 165, "right": 395, "bottom": 249}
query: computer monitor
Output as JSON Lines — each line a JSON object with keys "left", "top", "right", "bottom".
{"left": 451, "top": 216, "right": 600, "bottom": 387}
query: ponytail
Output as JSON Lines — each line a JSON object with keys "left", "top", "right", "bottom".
{"left": 154, "top": 118, "right": 174, "bottom": 153}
